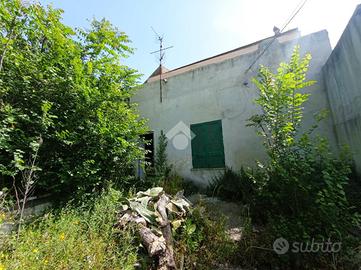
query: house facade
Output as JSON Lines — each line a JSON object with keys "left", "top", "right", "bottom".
{"left": 132, "top": 28, "right": 338, "bottom": 186}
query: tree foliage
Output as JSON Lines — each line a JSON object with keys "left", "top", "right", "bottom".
{"left": 0, "top": 0, "right": 146, "bottom": 194}
{"left": 248, "top": 46, "right": 315, "bottom": 158}
{"left": 246, "top": 46, "right": 360, "bottom": 268}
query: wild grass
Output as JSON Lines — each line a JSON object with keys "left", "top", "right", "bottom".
{"left": 0, "top": 188, "right": 138, "bottom": 270}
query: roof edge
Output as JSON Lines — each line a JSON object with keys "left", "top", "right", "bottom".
{"left": 145, "top": 28, "right": 300, "bottom": 83}
{"left": 170, "top": 28, "right": 299, "bottom": 73}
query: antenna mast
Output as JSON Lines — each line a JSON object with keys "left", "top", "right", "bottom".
{"left": 150, "top": 27, "right": 173, "bottom": 103}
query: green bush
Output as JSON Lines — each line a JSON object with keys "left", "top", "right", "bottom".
{"left": 207, "top": 167, "right": 255, "bottom": 204}
{"left": 345, "top": 166, "right": 361, "bottom": 213}
{"left": 0, "top": 0, "right": 146, "bottom": 195}
{"left": 154, "top": 131, "right": 172, "bottom": 183}
{"left": 0, "top": 187, "right": 138, "bottom": 270}
{"left": 245, "top": 140, "right": 361, "bottom": 269}
{"left": 253, "top": 138, "right": 358, "bottom": 237}
{"left": 162, "top": 173, "right": 184, "bottom": 195}
{"left": 161, "top": 174, "right": 200, "bottom": 196}
{"left": 173, "top": 205, "right": 239, "bottom": 269}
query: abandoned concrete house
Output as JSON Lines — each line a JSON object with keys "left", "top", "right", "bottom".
{"left": 132, "top": 5, "right": 361, "bottom": 186}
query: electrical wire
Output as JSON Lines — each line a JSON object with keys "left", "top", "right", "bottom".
{"left": 245, "top": 0, "right": 309, "bottom": 74}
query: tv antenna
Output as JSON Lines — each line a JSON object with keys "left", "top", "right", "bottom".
{"left": 150, "top": 27, "right": 173, "bottom": 103}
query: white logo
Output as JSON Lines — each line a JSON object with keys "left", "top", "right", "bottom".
{"left": 166, "top": 121, "right": 195, "bottom": 150}
{"left": 273, "top": 237, "right": 342, "bottom": 255}
{"left": 273, "top": 237, "right": 290, "bottom": 255}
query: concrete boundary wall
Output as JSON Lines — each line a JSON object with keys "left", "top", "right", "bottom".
{"left": 323, "top": 4, "right": 361, "bottom": 176}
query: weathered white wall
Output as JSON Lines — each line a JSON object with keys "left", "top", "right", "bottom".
{"left": 133, "top": 30, "right": 336, "bottom": 186}
{"left": 323, "top": 5, "right": 361, "bottom": 175}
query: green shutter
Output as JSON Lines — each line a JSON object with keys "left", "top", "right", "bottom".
{"left": 190, "top": 120, "right": 225, "bottom": 168}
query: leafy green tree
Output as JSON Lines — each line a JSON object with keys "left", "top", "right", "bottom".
{"left": 0, "top": 0, "right": 146, "bottom": 194}
{"left": 248, "top": 46, "right": 360, "bottom": 259}
{"left": 248, "top": 46, "right": 315, "bottom": 158}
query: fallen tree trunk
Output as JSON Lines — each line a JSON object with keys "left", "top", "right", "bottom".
{"left": 157, "top": 194, "right": 176, "bottom": 270}
{"left": 138, "top": 224, "right": 166, "bottom": 257}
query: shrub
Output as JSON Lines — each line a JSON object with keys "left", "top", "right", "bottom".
{"left": 207, "top": 167, "right": 255, "bottom": 204}
{"left": 154, "top": 131, "right": 172, "bottom": 183}
{"left": 161, "top": 174, "right": 200, "bottom": 196}
{"left": 254, "top": 138, "right": 358, "bottom": 234}
{"left": 245, "top": 140, "right": 361, "bottom": 269}
{"left": 173, "top": 205, "right": 239, "bottom": 269}
{"left": 162, "top": 173, "right": 184, "bottom": 195}
{"left": 345, "top": 166, "right": 361, "bottom": 213}
{"left": 0, "top": 187, "right": 138, "bottom": 270}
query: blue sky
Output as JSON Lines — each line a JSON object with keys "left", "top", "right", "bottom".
{"left": 40, "top": 0, "right": 360, "bottom": 80}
